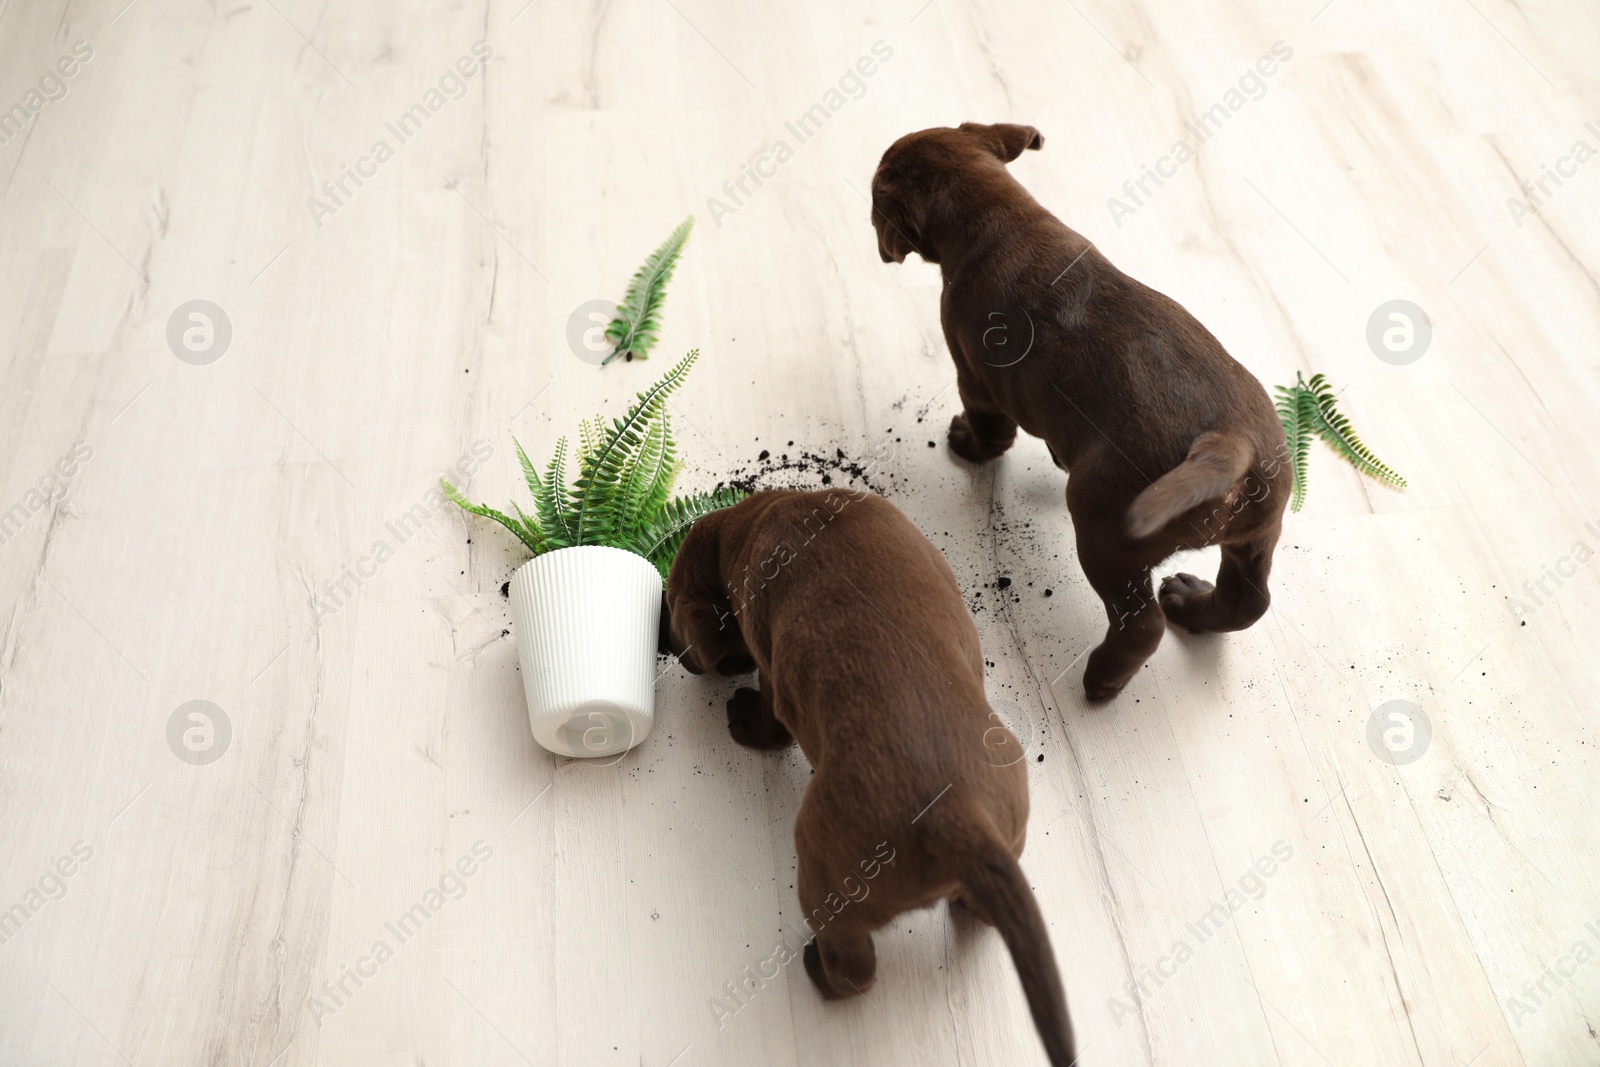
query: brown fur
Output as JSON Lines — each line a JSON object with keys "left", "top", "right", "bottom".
{"left": 667, "top": 488, "right": 1076, "bottom": 1067}
{"left": 871, "top": 122, "right": 1291, "bottom": 699}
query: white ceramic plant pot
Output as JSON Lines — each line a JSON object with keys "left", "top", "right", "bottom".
{"left": 509, "top": 545, "right": 662, "bottom": 758}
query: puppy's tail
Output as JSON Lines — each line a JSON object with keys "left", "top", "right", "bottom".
{"left": 1125, "top": 430, "right": 1253, "bottom": 539}
{"left": 921, "top": 796, "right": 1076, "bottom": 1067}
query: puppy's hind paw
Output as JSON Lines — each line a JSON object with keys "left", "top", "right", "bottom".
{"left": 949, "top": 890, "right": 997, "bottom": 927}
{"left": 1081, "top": 646, "right": 1134, "bottom": 702}
{"left": 948, "top": 413, "right": 1013, "bottom": 464}
{"left": 725, "top": 687, "right": 763, "bottom": 743}
{"left": 1082, "top": 674, "right": 1127, "bottom": 702}
{"left": 1159, "top": 572, "right": 1216, "bottom": 633}
{"left": 726, "top": 687, "right": 793, "bottom": 750}
{"left": 804, "top": 940, "right": 872, "bottom": 999}
{"left": 803, "top": 942, "right": 844, "bottom": 999}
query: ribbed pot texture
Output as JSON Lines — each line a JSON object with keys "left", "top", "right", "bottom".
{"left": 508, "top": 545, "right": 662, "bottom": 758}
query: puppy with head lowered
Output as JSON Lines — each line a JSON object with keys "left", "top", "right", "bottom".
{"left": 667, "top": 488, "right": 1076, "bottom": 1066}
{"left": 872, "top": 123, "right": 1291, "bottom": 700}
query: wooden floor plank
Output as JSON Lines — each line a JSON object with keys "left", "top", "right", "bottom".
{"left": 3, "top": 1, "right": 1598, "bottom": 1064}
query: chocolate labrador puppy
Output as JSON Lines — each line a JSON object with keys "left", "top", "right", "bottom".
{"left": 668, "top": 488, "right": 1076, "bottom": 1066}
{"left": 871, "top": 122, "right": 1290, "bottom": 700}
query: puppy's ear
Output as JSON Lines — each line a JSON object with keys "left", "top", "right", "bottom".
{"left": 959, "top": 122, "right": 1044, "bottom": 162}
{"left": 871, "top": 180, "right": 922, "bottom": 264}
{"left": 665, "top": 508, "right": 735, "bottom": 674}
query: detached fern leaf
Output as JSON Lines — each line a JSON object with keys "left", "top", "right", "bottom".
{"left": 1294, "top": 389, "right": 1320, "bottom": 510}
{"left": 1274, "top": 371, "right": 1408, "bottom": 512}
{"left": 604, "top": 216, "right": 693, "bottom": 365}
{"left": 1305, "top": 374, "right": 1407, "bottom": 490}
{"left": 1275, "top": 375, "right": 1315, "bottom": 513}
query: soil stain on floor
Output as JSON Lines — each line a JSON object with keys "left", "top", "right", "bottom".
{"left": 713, "top": 439, "right": 894, "bottom": 496}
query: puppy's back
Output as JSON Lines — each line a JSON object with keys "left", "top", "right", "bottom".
{"left": 732, "top": 489, "right": 988, "bottom": 722}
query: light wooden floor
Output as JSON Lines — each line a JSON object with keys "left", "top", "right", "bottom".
{"left": 3, "top": 0, "right": 1598, "bottom": 1064}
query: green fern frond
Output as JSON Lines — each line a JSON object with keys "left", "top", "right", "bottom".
{"left": 631, "top": 488, "right": 748, "bottom": 582}
{"left": 511, "top": 501, "right": 547, "bottom": 550}
{"left": 603, "top": 216, "right": 694, "bottom": 365}
{"left": 1294, "top": 388, "right": 1320, "bottom": 511}
{"left": 514, "top": 436, "right": 539, "bottom": 496}
{"left": 442, "top": 479, "right": 546, "bottom": 555}
{"left": 444, "top": 350, "right": 734, "bottom": 586}
{"left": 1275, "top": 375, "right": 1315, "bottom": 513}
{"left": 571, "top": 418, "right": 616, "bottom": 538}
{"left": 1274, "top": 371, "right": 1408, "bottom": 511}
{"left": 577, "top": 417, "right": 602, "bottom": 472}
{"left": 518, "top": 436, "right": 577, "bottom": 547}
{"left": 616, "top": 412, "right": 681, "bottom": 543}
{"left": 1305, "top": 374, "right": 1407, "bottom": 490}
{"left": 572, "top": 350, "right": 698, "bottom": 544}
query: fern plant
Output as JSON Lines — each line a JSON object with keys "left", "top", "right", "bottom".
{"left": 603, "top": 216, "right": 694, "bottom": 365}
{"left": 442, "top": 350, "right": 744, "bottom": 582}
{"left": 1274, "top": 372, "right": 1406, "bottom": 512}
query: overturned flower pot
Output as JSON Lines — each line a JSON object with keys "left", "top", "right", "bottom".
{"left": 509, "top": 545, "right": 662, "bottom": 758}
{"left": 444, "top": 351, "right": 744, "bottom": 760}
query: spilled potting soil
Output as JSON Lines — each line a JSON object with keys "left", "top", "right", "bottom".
{"left": 711, "top": 438, "right": 894, "bottom": 496}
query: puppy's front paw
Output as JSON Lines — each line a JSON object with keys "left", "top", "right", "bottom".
{"left": 947, "top": 413, "right": 1013, "bottom": 464}
{"left": 716, "top": 652, "right": 757, "bottom": 676}
{"left": 1159, "top": 572, "right": 1215, "bottom": 633}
